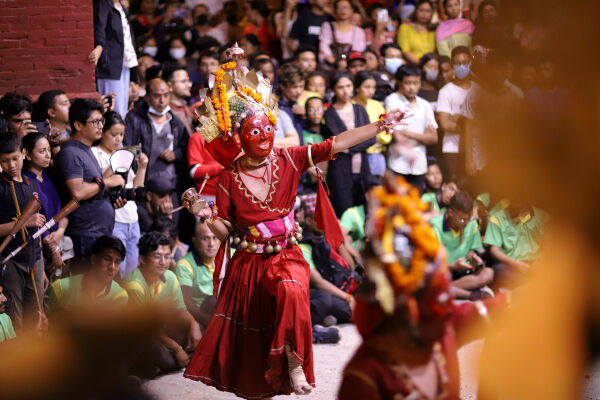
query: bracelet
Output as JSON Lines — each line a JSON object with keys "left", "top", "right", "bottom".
{"left": 207, "top": 202, "right": 218, "bottom": 224}
{"left": 377, "top": 114, "right": 394, "bottom": 134}
{"left": 95, "top": 177, "right": 105, "bottom": 193}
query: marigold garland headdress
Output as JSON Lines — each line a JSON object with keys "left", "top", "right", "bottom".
{"left": 364, "top": 175, "right": 450, "bottom": 315}
{"left": 194, "top": 44, "right": 279, "bottom": 166}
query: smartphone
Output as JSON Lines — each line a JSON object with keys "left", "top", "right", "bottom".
{"left": 377, "top": 9, "right": 389, "bottom": 22}
{"left": 106, "top": 95, "right": 113, "bottom": 108}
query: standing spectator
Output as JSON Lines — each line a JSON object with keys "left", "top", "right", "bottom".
{"left": 135, "top": 52, "right": 157, "bottom": 98}
{"left": 123, "top": 232, "right": 201, "bottom": 378}
{"left": 396, "top": 0, "right": 436, "bottom": 64}
{"left": 324, "top": 72, "right": 375, "bottom": 217}
{"left": 305, "top": 71, "right": 328, "bottom": 98}
{"left": 0, "top": 132, "right": 45, "bottom": 332}
{"left": 175, "top": 222, "right": 219, "bottom": 330}
{"left": 275, "top": 0, "right": 299, "bottom": 60}
{"left": 56, "top": 99, "right": 125, "bottom": 268}
{"left": 156, "top": 36, "right": 189, "bottom": 68}
{"left": 22, "top": 132, "right": 67, "bottom": 272}
{"left": 471, "top": 1, "right": 500, "bottom": 48}
{"left": 165, "top": 66, "right": 194, "bottom": 135}
{"left": 0, "top": 92, "right": 36, "bottom": 138}
{"left": 254, "top": 58, "right": 277, "bottom": 86}
{"left": 417, "top": 53, "right": 440, "bottom": 103}
{"left": 129, "top": 0, "right": 161, "bottom": 41}
{"left": 277, "top": 63, "right": 305, "bottom": 145}
{"left": 347, "top": 51, "right": 368, "bottom": 76}
{"left": 92, "top": 111, "right": 148, "bottom": 278}
{"left": 31, "top": 90, "right": 71, "bottom": 149}
{"left": 319, "top": 0, "right": 367, "bottom": 66}
{"left": 364, "top": 4, "right": 396, "bottom": 53}
{"left": 364, "top": 48, "right": 380, "bottom": 71}
{"left": 352, "top": 71, "right": 389, "bottom": 177}
{"left": 294, "top": 46, "right": 318, "bottom": 74}
{"left": 290, "top": 0, "right": 332, "bottom": 54}
{"left": 436, "top": 46, "right": 473, "bottom": 178}
{"left": 90, "top": 0, "right": 138, "bottom": 118}
{"left": 384, "top": 64, "right": 438, "bottom": 191}
{"left": 439, "top": 55, "right": 453, "bottom": 86}
{"left": 380, "top": 42, "right": 404, "bottom": 77}
{"left": 435, "top": 0, "right": 474, "bottom": 57}
{"left": 124, "top": 78, "right": 189, "bottom": 189}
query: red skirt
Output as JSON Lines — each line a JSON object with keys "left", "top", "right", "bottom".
{"left": 184, "top": 246, "right": 315, "bottom": 399}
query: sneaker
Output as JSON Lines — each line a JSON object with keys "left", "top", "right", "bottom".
{"left": 322, "top": 315, "right": 337, "bottom": 327}
{"left": 312, "top": 324, "right": 341, "bottom": 344}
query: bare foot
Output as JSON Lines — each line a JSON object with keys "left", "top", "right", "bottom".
{"left": 285, "top": 344, "right": 312, "bottom": 395}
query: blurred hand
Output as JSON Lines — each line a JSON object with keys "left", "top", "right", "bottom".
{"left": 187, "top": 321, "right": 202, "bottom": 350}
{"left": 160, "top": 149, "right": 176, "bottom": 162}
{"left": 291, "top": 103, "right": 305, "bottom": 117}
{"left": 158, "top": 201, "right": 174, "bottom": 215}
{"left": 43, "top": 233, "right": 59, "bottom": 252}
{"left": 451, "top": 257, "right": 473, "bottom": 272}
{"left": 138, "top": 152, "right": 149, "bottom": 169}
{"left": 105, "top": 174, "right": 125, "bottom": 188}
{"left": 42, "top": 271, "right": 49, "bottom": 292}
{"left": 48, "top": 126, "right": 62, "bottom": 147}
{"left": 36, "top": 311, "right": 49, "bottom": 336}
{"left": 174, "top": 346, "right": 190, "bottom": 368}
{"left": 26, "top": 213, "right": 46, "bottom": 228}
{"left": 17, "top": 121, "right": 37, "bottom": 138}
{"left": 88, "top": 45, "right": 103, "bottom": 65}
{"left": 113, "top": 197, "right": 127, "bottom": 209}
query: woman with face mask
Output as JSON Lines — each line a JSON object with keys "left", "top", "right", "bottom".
{"left": 418, "top": 53, "right": 441, "bottom": 103}
{"left": 436, "top": 0, "right": 475, "bottom": 58}
{"left": 397, "top": 0, "right": 436, "bottom": 65}
{"left": 156, "top": 36, "right": 188, "bottom": 67}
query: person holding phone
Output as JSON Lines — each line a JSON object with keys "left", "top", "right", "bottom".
{"left": 430, "top": 190, "right": 494, "bottom": 300}
{"left": 0, "top": 92, "right": 37, "bottom": 138}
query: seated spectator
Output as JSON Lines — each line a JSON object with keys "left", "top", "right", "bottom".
{"left": 275, "top": 63, "right": 304, "bottom": 147}
{"left": 47, "top": 235, "right": 128, "bottom": 312}
{"left": 421, "top": 160, "right": 459, "bottom": 214}
{"left": 396, "top": 0, "right": 436, "bottom": 64}
{"left": 122, "top": 232, "right": 201, "bottom": 377}
{"left": 194, "top": 50, "right": 220, "bottom": 93}
{"left": 431, "top": 191, "right": 494, "bottom": 299}
{"left": 364, "top": 48, "right": 380, "bottom": 71}
{"left": 149, "top": 215, "right": 188, "bottom": 263}
{"left": 175, "top": 221, "right": 219, "bottom": 330}
{"left": 380, "top": 42, "right": 404, "bottom": 77}
{"left": 324, "top": 71, "right": 375, "bottom": 217}
{"left": 22, "top": 132, "right": 67, "bottom": 273}
{"left": 296, "top": 203, "right": 353, "bottom": 340}
{"left": 305, "top": 71, "right": 328, "bottom": 99}
{"left": 124, "top": 78, "right": 189, "bottom": 190}
{"left": 254, "top": 57, "right": 277, "bottom": 86}
{"left": 364, "top": 4, "right": 396, "bottom": 55}
{"left": 484, "top": 200, "right": 549, "bottom": 288}
{"left": 239, "top": 33, "right": 261, "bottom": 56}
{"left": 384, "top": 64, "right": 438, "bottom": 192}
{"left": 0, "top": 285, "right": 16, "bottom": 343}
{"left": 56, "top": 99, "right": 125, "bottom": 269}
{"left": 302, "top": 97, "right": 327, "bottom": 145}
{"left": 418, "top": 53, "right": 440, "bottom": 103}
{"left": 137, "top": 177, "right": 179, "bottom": 235}
{"left": 0, "top": 132, "right": 45, "bottom": 332}
{"left": 91, "top": 111, "right": 148, "bottom": 278}
{"left": 165, "top": 66, "right": 193, "bottom": 135}
{"left": 0, "top": 92, "right": 36, "bottom": 138}
{"left": 294, "top": 46, "right": 318, "bottom": 74}
{"left": 439, "top": 55, "right": 453, "bottom": 86}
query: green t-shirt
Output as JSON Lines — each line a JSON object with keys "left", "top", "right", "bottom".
{"left": 421, "top": 192, "right": 442, "bottom": 214}
{"left": 339, "top": 206, "right": 366, "bottom": 251}
{"left": 175, "top": 251, "right": 214, "bottom": 308}
{"left": 302, "top": 129, "right": 324, "bottom": 145}
{"left": 0, "top": 314, "right": 16, "bottom": 342}
{"left": 47, "top": 274, "right": 128, "bottom": 311}
{"left": 483, "top": 201, "right": 548, "bottom": 262}
{"left": 299, "top": 243, "right": 317, "bottom": 270}
{"left": 121, "top": 268, "right": 186, "bottom": 311}
{"left": 430, "top": 212, "right": 482, "bottom": 263}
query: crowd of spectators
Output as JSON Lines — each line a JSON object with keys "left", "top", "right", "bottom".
{"left": 0, "top": 0, "right": 558, "bottom": 380}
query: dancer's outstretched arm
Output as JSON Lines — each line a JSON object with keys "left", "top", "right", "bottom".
{"left": 332, "top": 109, "right": 407, "bottom": 155}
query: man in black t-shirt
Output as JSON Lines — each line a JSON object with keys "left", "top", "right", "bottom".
{"left": 289, "top": 0, "right": 332, "bottom": 53}
{"left": 56, "top": 99, "right": 125, "bottom": 269}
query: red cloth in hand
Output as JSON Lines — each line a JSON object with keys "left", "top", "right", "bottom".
{"left": 314, "top": 175, "right": 344, "bottom": 250}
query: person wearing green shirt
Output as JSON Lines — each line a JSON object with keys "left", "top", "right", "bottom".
{"left": 0, "top": 285, "right": 16, "bottom": 343}
{"left": 431, "top": 191, "right": 494, "bottom": 300}
{"left": 484, "top": 199, "right": 548, "bottom": 287}
{"left": 47, "top": 235, "right": 128, "bottom": 312}
{"left": 122, "top": 232, "right": 201, "bottom": 377}
{"left": 421, "top": 162, "right": 459, "bottom": 216}
{"left": 175, "top": 221, "right": 219, "bottom": 329}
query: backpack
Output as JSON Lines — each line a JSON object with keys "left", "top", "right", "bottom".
{"left": 308, "top": 236, "right": 361, "bottom": 294}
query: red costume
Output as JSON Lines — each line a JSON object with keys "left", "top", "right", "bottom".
{"left": 184, "top": 137, "right": 336, "bottom": 398}
{"left": 187, "top": 131, "right": 224, "bottom": 197}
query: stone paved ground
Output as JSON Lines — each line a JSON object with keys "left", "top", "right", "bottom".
{"left": 144, "top": 324, "right": 483, "bottom": 400}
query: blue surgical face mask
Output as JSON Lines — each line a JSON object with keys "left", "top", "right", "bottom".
{"left": 384, "top": 57, "right": 404, "bottom": 74}
{"left": 454, "top": 64, "right": 471, "bottom": 79}
{"left": 425, "top": 69, "right": 439, "bottom": 82}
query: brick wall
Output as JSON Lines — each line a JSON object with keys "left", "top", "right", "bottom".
{"left": 0, "top": 0, "right": 97, "bottom": 99}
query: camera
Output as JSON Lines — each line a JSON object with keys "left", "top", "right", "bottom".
{"left": 109, "top": 186, "right": 146, "bottom": 204}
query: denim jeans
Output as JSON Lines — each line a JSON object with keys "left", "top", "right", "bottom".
{"left": 113, "top": 221, "right": 141, "bottom": 278}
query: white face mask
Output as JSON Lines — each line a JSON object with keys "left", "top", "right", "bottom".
{"left": 148, "top": 105, "right": 171, "bottom": 116}
{"left": 169, "top": 48, "right": 186, "bottom": 60}
{"left": 143, "top": 46, "right": 157, "bottom": 57}
{"left": 384, "top": 57, "right": 404, "bottom": 74}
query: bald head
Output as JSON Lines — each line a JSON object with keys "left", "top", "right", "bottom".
{"left": 147, "top": 78, "right": 170, "bottom": 113}
{"left": 192, "top": 222, "right": 220, "bottom": 262}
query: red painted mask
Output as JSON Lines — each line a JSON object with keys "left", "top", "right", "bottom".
{"left": 240, "top": 113, "right": 275, "bottom": 159}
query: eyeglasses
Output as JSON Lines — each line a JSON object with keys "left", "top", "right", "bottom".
{"left": 151, "top": 253, "right": 173, "bottom": 262}
{"left": 86, "top": 118, "right": 105, "bottom": 127}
